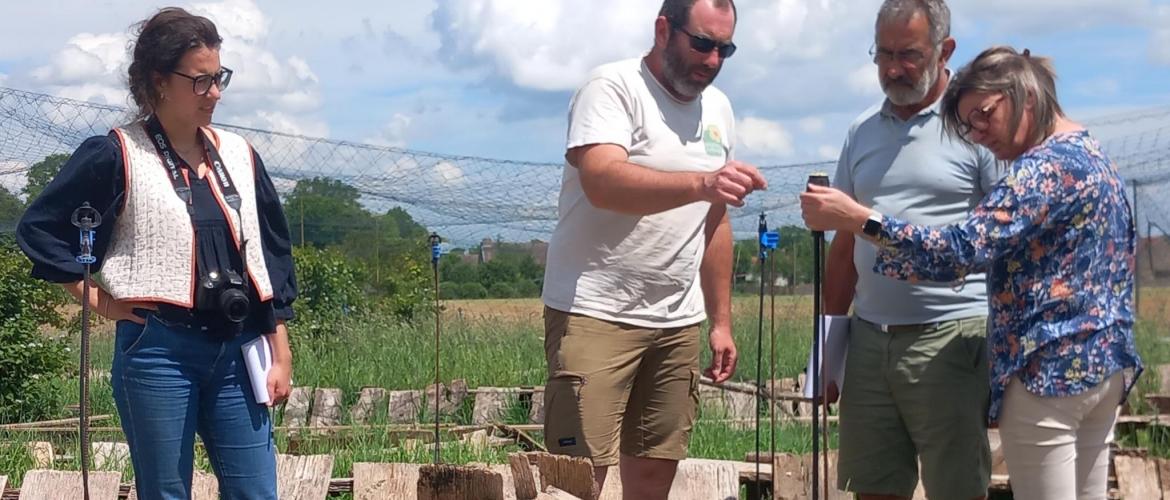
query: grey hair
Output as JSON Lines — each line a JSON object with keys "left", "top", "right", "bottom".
{"left": 876, "top": 0, "right": 951, "bottom": 46}
{"left": 941, "top": 46, "right": 1064, "bottom": 151}
{"left": 659, "top": 0, "right": 737, "bottom": 28}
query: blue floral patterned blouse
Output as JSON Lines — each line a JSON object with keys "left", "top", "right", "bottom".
{"left": 871, "top": 129, "right": 1143, "bottom": 423}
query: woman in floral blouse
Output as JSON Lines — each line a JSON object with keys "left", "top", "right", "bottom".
{"left": 801, "top": 46, "right": 1142, "bottom": 500}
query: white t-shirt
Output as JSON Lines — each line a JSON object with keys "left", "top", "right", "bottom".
{"left": 541, "top": 57, "right": 736, "bottom": 328}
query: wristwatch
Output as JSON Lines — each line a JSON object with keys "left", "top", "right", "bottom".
{"left": 861, "top": 211, "right": 883, "bottom": 237}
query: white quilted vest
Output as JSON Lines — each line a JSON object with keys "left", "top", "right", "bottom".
{"left": 101, "top": 122, "right": 274, "bottom": 307}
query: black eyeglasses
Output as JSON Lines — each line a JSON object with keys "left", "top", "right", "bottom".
{"left": 172, "top": 67, "right": 233, "bottom": 96}
{"left": 672, "top": 26, "right": 737, "bottom": 59}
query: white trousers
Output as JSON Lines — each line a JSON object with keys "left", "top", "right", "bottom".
{"left": 998, "top": 373, "right": 1123, "bottom": 500}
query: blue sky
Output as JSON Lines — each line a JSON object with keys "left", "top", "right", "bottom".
{"left": 1, "top": 0, "right": 1168, "bottom": 167}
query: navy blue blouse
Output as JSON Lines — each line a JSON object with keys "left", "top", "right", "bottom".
{"left": 16, "top": 133, "right": 297, "bottom": 335}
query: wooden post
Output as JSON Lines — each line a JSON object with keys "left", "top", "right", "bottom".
{"left": 417, "top": 464, "right": 504, "bottom": 500}
{"left": 1115, "top": 455, "right": 1161, "bottom": 500}
{"left": 529, "top": 387, "right": 545, "bottom": 424}
{"left": 276, "top": 454, "right": 335, "bottom": 500}
{"left": 91, "top": 442, "right": 131, "bottom": 471}
{"left": 16, "top": 470, "right": 121, "bottom": 500}
{"left": 472, "top": 388, "right": 513, "bottom": 425}
{"left": 353, "top": 462, "right": 421, "bottom": 500}
{"left": 284, "top": 386, "right": 313, "bottom": 428}
{"left": 509, "top": 453, "right": 539, "bottom": 500}
{"left": 527, "top": 452, "right": 596, "bottom": 500}
{"left": 388, "top": 390, "right": 423, "bottom": 424}
{"left": 310, "top": 388, "right": 343, "bottom": 429}
{"left": 351, "top": 387, "right": 388, "bottom": 424}
{"left": 25, "top": 442, "right": 54, "bottom": 468}
{"left": 669, "top": 459, "right": 739, "bottom": 500}
{"left": 772, "top": 453, "right": 807, "bottom": 500}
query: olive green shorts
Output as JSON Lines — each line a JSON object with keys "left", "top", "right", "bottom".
{"left": 837, "top": 315, "right": 991, "bottom": 499}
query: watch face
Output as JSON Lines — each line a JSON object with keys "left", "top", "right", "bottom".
{"left": 864, "top": 218, "right": 881, "bottom": 236}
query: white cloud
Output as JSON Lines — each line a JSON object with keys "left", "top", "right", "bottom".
{"left": 24, "top": 0, "right": 325, "bottom": 135}
{"left": 433, "top": 0, "right": 658, "bottom": 91}
{"left": 737, "top": 117, "right": 794, "bottom": 159}
{"left": 799, "top": 116, "right": 826, "bottom": 134}
{"left": 0, "top": 161, "right": 29, "bottom": 196}
{"left": 847, "top": 63, "right": 881, "bottom": 98}
{"left": 0, "top": 73, "right": 7, "bottom": 87}
{"left": 1152, "top": 6, "right": 1170, "bottom": 65}
{"left": 433, "top": 161, "right": 466, "bottom": 186}
{"left": 367, "top": 113, "right": 414, "bottom": 149}
{"left": 29, "top": 32, "right": 130, "bottom": 106}
{"left": 817, "top": 145, "right": 840, "bottom": 161}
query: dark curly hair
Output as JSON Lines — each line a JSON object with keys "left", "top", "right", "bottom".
{"left": 126, "top": 7, "right": 222, "bottom": 121}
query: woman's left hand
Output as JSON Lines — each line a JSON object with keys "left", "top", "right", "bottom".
{"left": 266, "top": 358, "right": 292, "bottom": 407}
{"left": 799, "top": 184, "right": 871, "bottom": 233}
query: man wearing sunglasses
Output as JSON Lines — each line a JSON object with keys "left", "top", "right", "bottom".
{"left": 541, "top": 0, "right": 762, "bottom": 498}
{"left": 825, "top": 1, "right": 1000, "bottom": 499}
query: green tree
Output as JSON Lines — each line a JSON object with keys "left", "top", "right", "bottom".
{"left": 0, "top": 186, "right": 24, "bottom": 233}
{"left": 23, "top": 153, "right": 70, "bottom": 201}
{"left": 283, "top": 177, "right": 372, "bottom": 248}
{"left": 0, "top": 240, "right": 69, "bottom": 423}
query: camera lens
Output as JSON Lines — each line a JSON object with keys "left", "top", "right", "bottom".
{"left": 219, "top": 289, "right": 250, "bottom": 323}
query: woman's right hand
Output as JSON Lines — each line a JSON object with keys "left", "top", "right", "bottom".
{"left": 100, "top": 297, "right": 159, "bottom": 325}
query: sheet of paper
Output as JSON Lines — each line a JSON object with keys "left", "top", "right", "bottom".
{"left": 241, "top": 334, "right": 273, "bottom": 405}
{"left": 803, "top": 315, "right": 850, "bottom": 399}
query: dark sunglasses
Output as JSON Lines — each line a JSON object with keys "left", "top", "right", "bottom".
{"left": 672, "top": 25, "right": 737, "bottom": 59}
{"left": 172, "top": 67, "right": 233, "bottom": 96}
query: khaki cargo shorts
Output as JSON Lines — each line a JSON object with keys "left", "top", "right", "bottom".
{"left": 542, "top": 307, "right": 700, "bottom": 467}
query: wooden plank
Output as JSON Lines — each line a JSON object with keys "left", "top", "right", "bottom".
{"left": 772, "top": 453, "right": 806, "bottom": 500}
{"left": 0, "top": 477, "right": 6, "bottom": 495}
{"left": 92, "top": 442, "right": 130, "bottom": 471}
{"left": 276, "top": 454, "right": 335, "bottom": 500}
{"left": 388, "top": 390, "right": 423, "bottom": 424}
{"left": 535, "top": 486, "right": 582, "bottom": 500}
{"left": 509, "top": 454, "right": 539, "bottom": 500}
{"left": 24, "top": 442, "right": 53, "bottom": 469}
{"left": 310, "top": 388, "right": 343, "bottom": 429}
{"left": 284, "top": 386, "right": 313, "bottom": 427}
{"left": 988, "top": 429, "right": 1008, "bottom": 476}
{"left": 473, "top": 388, "right": 514, "bottom": 425}
{"left": 354, "top": 462, "right": 421, "bottom": 500}
{"left": 351, "top": 387, "right": 388, "bottom": 424}
{"left": 0, "top": 415, "right": 112, "bottom": 430}
{"left": 670, "top": 459, "right": 739, "bottom": 500}
{"left": 1158, "top": 364, "right": 1170, "bottom": 393}
{"left": 1115, "top": 455, "right": 1161, "bottom": 500}
{"left": 526, "top": 453, "right": 595, "bottom": 500}
{"left": 17, "top": 470, "right": 121, "bottom": 500}
{"left": 698, "top": 385, "right": 755, "bottom": 421}
{"left": 528, "top": 387, "right": 545, "bottom": 424}
{"left": 417, "top": 464, "right": 503, "bottom": 500}
{"left": 1157, "top": 457, "right": 1170, "bottom": 499}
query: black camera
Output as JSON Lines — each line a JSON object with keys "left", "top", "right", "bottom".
{"left": 196, "top": 269, "right": 250, "bottom": 323}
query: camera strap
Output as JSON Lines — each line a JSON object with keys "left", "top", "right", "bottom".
{"left": 143, "top": 116, "right": 248, "bottom": 254}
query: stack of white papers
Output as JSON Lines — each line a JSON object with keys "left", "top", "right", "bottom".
{"left": 803, "top": 315, "right": 850, "bottom": 399}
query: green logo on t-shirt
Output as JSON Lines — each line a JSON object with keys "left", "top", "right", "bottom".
{"left": 703, "top": 124, "right": 724, "bottom": 156}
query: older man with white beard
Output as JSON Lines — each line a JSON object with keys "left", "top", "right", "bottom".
{"left": 540, "top": 1, "right": 766, "bottom": 499}
{"left": 823, "top": 1, "right": 1000, "bottom": 499}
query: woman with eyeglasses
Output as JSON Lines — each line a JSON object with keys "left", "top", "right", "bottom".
{"left": 800, "top": 46, "right": 1142, "bottom": 500}
{"left": 17, "top": 8, "right": 295, "bottom": 499}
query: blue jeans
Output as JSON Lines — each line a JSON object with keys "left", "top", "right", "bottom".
{"left": 112, "top": 315, "right": 277, "bottom": 500}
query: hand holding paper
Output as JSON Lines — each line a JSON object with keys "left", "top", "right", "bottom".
{"left": 242, "top": 335, "right": 273, "bottom": 405}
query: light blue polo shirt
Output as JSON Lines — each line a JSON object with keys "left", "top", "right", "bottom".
{"left": 834, "top": 98, "right": 1000, "bottom": 325}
